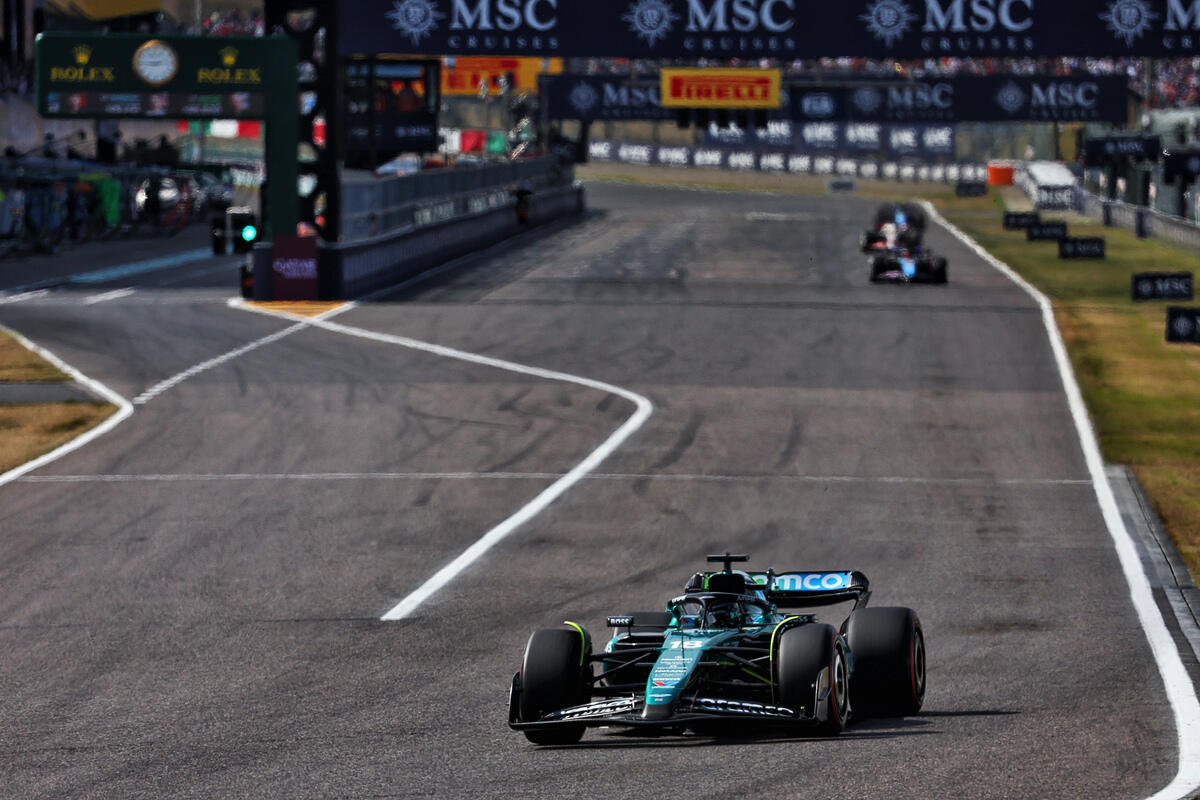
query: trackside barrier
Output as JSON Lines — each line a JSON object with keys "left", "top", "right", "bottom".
{"left": 342, "top": 157, "right": 570, "bottom": 240}
{"left": 1075, "top": 190, "right": 1200, "bottom": 254}
{"left": 252, "top": 182, "right": 585, "bottom": 300}
{"left": 587, "top": 139, "right": 986, "bottom": 184}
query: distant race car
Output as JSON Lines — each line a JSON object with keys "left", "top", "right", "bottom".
{"left": 869, "top": 247, "right": 948, "bottom": 284}
{"left": 861, "top": 202, "right": 926, "bottom": 252}
{"left": 508, "top": 553, "right": 926, "bottom": 744}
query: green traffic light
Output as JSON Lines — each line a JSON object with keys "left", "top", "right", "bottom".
{"left": 240, "top": 225, "right": 258, "bottom": 242}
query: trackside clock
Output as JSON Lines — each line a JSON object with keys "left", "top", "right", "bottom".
{"left": 133, "top": 40, "right": 178, "bottom": 86}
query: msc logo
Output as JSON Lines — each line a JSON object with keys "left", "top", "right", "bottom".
{"left": 1031, "top": 81, "right": 1099, "bottom": 108}
{"left": 603, "top": 84, "right": 661, "bottom": 108}
{"left": 888, "top": 82, "right": 953, "bottom": 110}
{"left": 922, "top": 0, "right": 1033, "bottom": 32}
{"left": 683, "top": 0, "right": 796, "bottom": 32}
{"left": 73, "top": 45, "right": 92, "bottom": 65}
{"left": 449, "top": 0, "right": 559, "bottom": 30}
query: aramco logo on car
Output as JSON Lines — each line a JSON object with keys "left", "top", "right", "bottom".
{"left": 771, "top": 572, "right": 852, "bottom": 591}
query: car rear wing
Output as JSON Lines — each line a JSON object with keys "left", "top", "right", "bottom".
{"left": 746, "top": 570, "right": 870, "bottom": 608}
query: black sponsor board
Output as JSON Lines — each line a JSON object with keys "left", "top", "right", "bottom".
{"left": 1059, "top": 237, "right": 1106, "bottom": 259}
{"left": 1035, "top": 185, "right": 1076, "bottom": 210}
{"left": 1163, "top": 149, "right": 1200, "bottom": 184}
{"left": 1166, "top": 307, "right": 1200, "bottom": 343}
{"left": 539, "top": 74, "right": 673, "bottom": 122}
{"left": 956, "top": 181, "right": 987, "bottom": 197}
{"left": 1003, "top": 212, "right": 1041, "bottom": 230}
{"left": 543, "top": 73, "right": 1127, "bottom": 125}
{"left": 1084, "top": 136, "right": 1163, "bottom": 166}
{"left": 828, "top": 178, "right": 856, "bottom": 192}
{"left": 836, "top": 76, "right": 1128, "bottom": 124}
{"left": 1026, "top": 222, "right": 1068, "bottom": 241}
{"left": 341, "top": 2, "right": 1200, "bottom": 62}
{"left": 1134, "top": 272, "right": 1194, "bottom": 301}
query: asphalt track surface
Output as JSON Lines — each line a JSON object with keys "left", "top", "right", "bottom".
{"left": 0, "top": 182, "right": 1185, "bottom": 799}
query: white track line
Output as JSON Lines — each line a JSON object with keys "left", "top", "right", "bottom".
{"left": 924, "top": 202, "right": 1200, "bottom": 800}
{"left": 130, "top": 303, "right": 349, "bottom": 406}
{"left": 0, "top": 324, "right": 133, "bottom": 488}
{"left": 16, "top": 471, "right": 1090, "bottom": 486}
{"left": 82, "top": 288, "right": 135, "bottom": 305}
{"left": 232, "top": 298, "right": 654, "bottom": 621}
{"left": 0, "top": 289, "right": 50, "bottom": 304}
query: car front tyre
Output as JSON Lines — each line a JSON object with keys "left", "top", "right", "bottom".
{"left": 776, "top": 624, "right": 848, "bottom": 736}
{"left": 519, "top": 628, "right": 590, "bottom": 745}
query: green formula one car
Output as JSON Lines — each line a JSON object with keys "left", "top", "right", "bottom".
{"left": 508, "top": 553, "right": 925, "bottom": 744}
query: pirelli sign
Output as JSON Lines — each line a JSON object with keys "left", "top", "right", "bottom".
{"left": 660, "top": 68, "right": 781, "bottom": 109}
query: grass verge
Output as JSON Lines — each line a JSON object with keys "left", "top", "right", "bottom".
{"left": 581, "top": 162, "right": 1200, "bottom": 579}
{"left": 0, "top": 401, "right": 117, "bottom": 474}
{"left": 0, "top": 331, "right": 70, "bottom": 381}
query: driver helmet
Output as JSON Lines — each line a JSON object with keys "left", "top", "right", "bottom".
{"left": 705, "top": 600, "right": 745, "bottom": 629}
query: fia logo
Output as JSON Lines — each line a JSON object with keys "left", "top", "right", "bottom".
{"left": 801, "top": 93, "right": 836, "bottom": 118}
{"left": 387, "top": 0, "right": 445, "bottom": 45}
{"left": 568, "top": 81, "right": 600, "bottom": 114}
{"left": 861, "top": 0, "right": 917, "bottom": 46}
{"left": 1100, "top": 0, "right": 1157, "bottom": 45}
{"left": 995, "top": 81, "right": 1027, "bottom": 114}
{"left": 624, "top": 0, "right": 680, "bottom": 46}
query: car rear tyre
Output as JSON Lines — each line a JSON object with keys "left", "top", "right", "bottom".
{"left": 776, "top": 624, "right": 849, "bottom": 736}
{"left": 844, "top": 607, "right": 925, "bottom": 717}
{"left": 520, "top": 628, "right": 590, "bottom": 744}
{"left": 901, "top": 203, "right": 927, "bottom": 230}
{"left": 933, "top": 257, "right": 948, "bottom": 284}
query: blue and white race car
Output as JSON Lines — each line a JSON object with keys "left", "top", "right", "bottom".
{"left": 869, "top": 246, "right": 948, "bottom": 284}
{"left": 508, "top": 553, "right": 926, "bottom": 744}
{"left": 861, "top": 203, "right": 926, "bottom": 252}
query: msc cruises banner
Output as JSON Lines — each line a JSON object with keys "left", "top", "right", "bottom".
{"left": 342, "top": 1, "right": 1200, "bottom": 60}
{"left": 542, "top": 74, "right": 1128, "bottom": 123}
{"left": 792, "top": 75, "right": 1129, "bottom": 123}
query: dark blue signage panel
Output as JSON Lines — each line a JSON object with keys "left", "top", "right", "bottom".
{"left": 540, "top": 73, "right": 1126, "bottom": 124}
{"left": 539, "top": 74, "right": 673, "bottom": 121}
{"left": 342, "top": 1, "right": 1200, "bottom": 60}
{"left": 796, "top": 76, "right": 1127, "bottom": 123}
